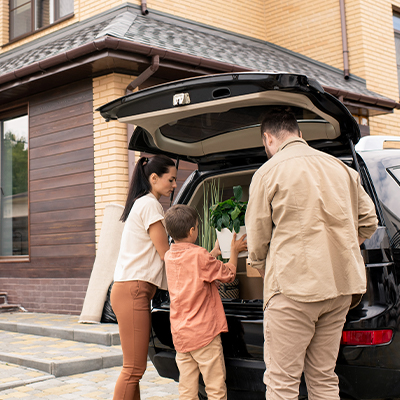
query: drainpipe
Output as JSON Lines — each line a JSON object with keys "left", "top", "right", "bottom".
{"left": 141, "top": 0, "right": 149, "bottom": 15}
{"left": 125, "top": 54, "right": 160, "bottom": 178}
{"left": 125, "top": 54, "right": 160, "bottom": 95}
{"left": 339, "top": 0, "right": 350, "bottom": 80}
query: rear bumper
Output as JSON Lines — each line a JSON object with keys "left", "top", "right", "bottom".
{"left": 149, "top": 348, "right": 400, "bottom": 400}
{"left": 336, "top": 364, "right": 400, "bottom": 399}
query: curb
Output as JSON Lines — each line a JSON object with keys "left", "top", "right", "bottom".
{"left": 0, "top": 321, "right": 120, "bottom": 346}
{"left": 0, "top": 375, "right": 54, "bottom": 391}
{"left": 0, "top": 352, "right": 123, "bottom": 377}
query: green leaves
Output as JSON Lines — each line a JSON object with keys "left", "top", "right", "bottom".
{"left": 233, "top": 185, "right": 243, "bottom": 201}
{"left": 210, "top": 185, "right": 247, "bottom": 233}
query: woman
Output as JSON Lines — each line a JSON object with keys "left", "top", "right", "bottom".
{"left": 111, "top": 154, "right": 177, "bottom": 400}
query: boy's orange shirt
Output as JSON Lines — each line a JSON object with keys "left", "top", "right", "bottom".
{"left": 165, "top": 242, "right": 236, "bottom": 353}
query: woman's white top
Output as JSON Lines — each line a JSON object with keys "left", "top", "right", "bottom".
{"left": 114, "top": 192, "right": 168, "bottom": 290}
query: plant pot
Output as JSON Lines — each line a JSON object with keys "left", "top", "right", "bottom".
{"left": 215, "top": 226, "right": 248, "bottom": 259}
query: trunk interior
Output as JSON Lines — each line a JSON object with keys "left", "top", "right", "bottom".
{"left": 185, "top": 169, "right": 264, "bottom": 301}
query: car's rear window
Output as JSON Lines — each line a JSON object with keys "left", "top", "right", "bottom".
{"left": 160, "top": 105, "right": 323, "bottom": 143}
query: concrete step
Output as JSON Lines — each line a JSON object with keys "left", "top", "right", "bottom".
{"left": 0, "top": 330, "right": 122, "bottom": 378}
{"left": 0, "top": 312, "right": 120, "bottom": 346}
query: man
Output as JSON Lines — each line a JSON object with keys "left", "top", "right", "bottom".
{"left": 245, "top": 108, "right": 378, "bottom": 400}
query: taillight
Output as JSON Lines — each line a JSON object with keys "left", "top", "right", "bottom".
{"left": 341, "top": 329, "right": 393, "bottom": 345}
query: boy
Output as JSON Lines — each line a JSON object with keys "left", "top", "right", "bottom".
{"left": 164, "top": 204, "right": 247, "bottom": 400}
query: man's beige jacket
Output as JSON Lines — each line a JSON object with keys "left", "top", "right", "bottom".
{"left": 246, "top": 137, "right": 378, "bottom": 309}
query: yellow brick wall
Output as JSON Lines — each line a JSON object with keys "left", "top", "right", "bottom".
{"left": 265, "top": 0, "right": 344, "bottom": 70}
{"left": 352, "top": 0, "right": 400, "bottom": 136}
{"left": 0, "top": 0, "right": 9, "bottom": 47}
{"left": 92, "top": 73, "right": 137, "bottom": 245}
{"left": 146, "top": 0, "right": 267, "bottom": 41}
{"left": 264, "top": 0, "right": 400, "bottom": 137}
{"left": 78, "top": 0, "right": 126, "bottom": 21}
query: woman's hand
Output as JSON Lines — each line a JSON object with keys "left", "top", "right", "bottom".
{"left": 149, "top": 220, "right": 169, "bottom": 261}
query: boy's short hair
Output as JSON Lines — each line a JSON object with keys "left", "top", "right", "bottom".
{"left": 165, "top": 204, "right": 199, "bottom": 241}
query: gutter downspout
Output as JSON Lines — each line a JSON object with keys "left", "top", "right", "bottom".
{"left": 125, "top": 54, "right": 159, "bottom": 178}
{"left": 339, "top": 0, "right": 350, "bottom": 80}
{"left": 125, "top": 54, "right": 160, "bottom": 95}
{"left": 141, "top": 0, "right": 149, "bottom": 15}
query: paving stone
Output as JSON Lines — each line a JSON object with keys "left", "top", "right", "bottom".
{"left": 0, "top": 362, "right": 179, "bottom": 400}
{"left": 0, "top": 313, "right": 178, "bottom": 399}
{"left": 0, "top": 330, "right": 122, "bottom": 377}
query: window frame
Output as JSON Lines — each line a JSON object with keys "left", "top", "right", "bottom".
{"left": 393, "top": 10, "right": 400, "bottom": 97}
{"left": 0, "top": 106, "right": 30, "bottom": 263}
{"left": 8, "top": 0, "right": 74, "bottom": 43}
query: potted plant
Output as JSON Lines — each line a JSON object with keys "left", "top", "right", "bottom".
{"left": 210, "top": 185, "right": 248, "bottom": 258}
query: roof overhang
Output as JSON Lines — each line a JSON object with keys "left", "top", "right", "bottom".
{"left": 0, "top": 35, "right": 399, "bottom": 116}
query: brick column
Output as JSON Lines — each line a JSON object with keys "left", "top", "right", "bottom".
{"left": 92, "top": 73, "right": 137, "bottom": 246}
{"left": 0, "top": 0, "right": 9, "bottom": 47}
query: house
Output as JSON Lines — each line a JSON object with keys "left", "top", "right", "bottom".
{"left": 0, "top": 0, "right": 398, "bottom": 314}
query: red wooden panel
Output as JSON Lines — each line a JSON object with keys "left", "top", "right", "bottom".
{"left": 30, "top": 159, "right": 94, "bottom": 181}
{"left": 30, "top": 102, "right": 93, "bottom": 128}
{"left": 30, "top": 195, "right": 94, "bottom": 213}
{"left": 30, "top": 125, "right": 93, "bottom": 150}
{"left": 31, "top": 230, "right": 95, "bottom": 246}
{"left": 30, "top": 171, "right": 94, "bottom": 192}
{"left": 29, "top": 114, "right": 93, "bottom": 137}
{"left": 30, "top": 207, "right": 95, "bottom": 224}
{"left": 30, "top": 219, "right": 94, "bottom": 235}
{"left": 30, "top": 183, "right": 94, "bottom": 203}
{"left": 29, "top": 82, "right": 93, "bottom": 117}
{"left": 2, "top": 79, "right": 96, "bottom": 281}
{"left": 30, "top": 136, "right": 93, "bottom": 159}
{"left": 30, "top": 244, "right": 95, "bottom": 258}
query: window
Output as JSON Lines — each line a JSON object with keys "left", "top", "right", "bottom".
{"left": 0, "top": 111, "right": 29, "bottom": 257}
{"left": 393, "top": 12, "right": 400, "bottom": 95}
{"left": 9, "top": 0, "right": 74, "bottom": 41}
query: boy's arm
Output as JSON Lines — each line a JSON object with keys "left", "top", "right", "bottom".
{"left": 202, "top": 256, "right": 236, "bottom": 284}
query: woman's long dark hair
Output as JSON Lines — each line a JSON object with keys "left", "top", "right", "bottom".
{"left": 120, "top": 154, "right": 175, "bottom": 222}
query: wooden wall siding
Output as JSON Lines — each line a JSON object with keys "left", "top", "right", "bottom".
{"left": 0, "top": 79, "right": 96, "bottom": 278}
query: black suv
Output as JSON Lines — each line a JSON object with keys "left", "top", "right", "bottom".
{"left": 99, "top": 73, "right": 400, "bottom": 400}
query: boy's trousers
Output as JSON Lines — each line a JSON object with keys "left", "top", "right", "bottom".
{"left": 264, "top": 293, "right": 352, "bottom": 400}
{"left": 176, "top": 334, "right": 227, "bottom": 400}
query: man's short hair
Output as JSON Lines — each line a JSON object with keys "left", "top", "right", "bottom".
{"left": 165, "top": 204, "right": 199, "bottom": 241}
{"left": 261, "top": 108, "right": 300, "bottom": 140}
